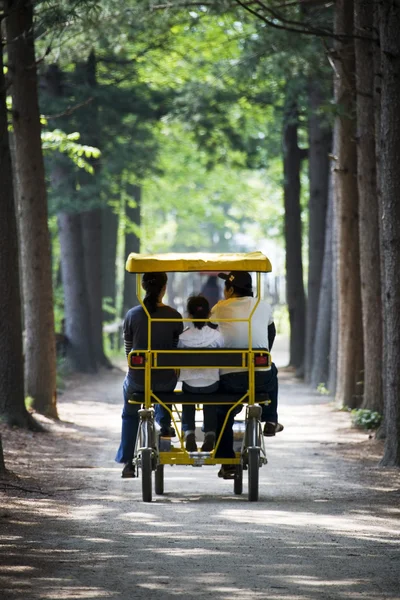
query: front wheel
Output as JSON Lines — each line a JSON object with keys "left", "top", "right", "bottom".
{"left": 155, "top": 464, "right": 164, "bottom": 495}
{"left": 141, "top": 448, "right": 153, "bottom": 502}
{"left": 248, "top": 447, "right": 260, "bottom": 502}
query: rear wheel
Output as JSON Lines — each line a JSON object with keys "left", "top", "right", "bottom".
{"left": 233, "top": 464, "right": 243, "bottom": 495}
{"left": 248, "top": 448, "right": 259, "bottom": 502}
{"left": 141, "top": 448, "right": 153, "bottom": 502}
{"left": 155, "top": 464, "right": 164, "bottom": 495}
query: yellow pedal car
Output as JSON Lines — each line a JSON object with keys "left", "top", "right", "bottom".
{"left": 126, "top": 251, "right": 273, "bottom": 502}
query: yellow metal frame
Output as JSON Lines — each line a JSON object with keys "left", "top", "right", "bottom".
{"left": 127, "top": 252, "right": 272, "bottom": 466}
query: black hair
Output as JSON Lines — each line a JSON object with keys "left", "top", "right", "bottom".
{"left": 224, "top": 281, "right": 254, "bottom": 298}
{"left": 142, "top": 272, "right": 168, "bottom": 314}
{"left": 186, "top": 295, "right": 210, "bottom": 329}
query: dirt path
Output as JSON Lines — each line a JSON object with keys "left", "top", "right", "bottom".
{"left": 1, "top": 364, "right": 400, "bottom": 600}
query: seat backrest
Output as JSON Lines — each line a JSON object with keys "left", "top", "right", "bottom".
{"left": 128, "top": 349, "right": 271, "bottom": 369}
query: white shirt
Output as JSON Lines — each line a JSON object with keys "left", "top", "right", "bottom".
{"left": 178, "top": 324, "right": 224, "bottom": 387}
{"left": 210, "top": 296, "right": 273, "bottom": 375}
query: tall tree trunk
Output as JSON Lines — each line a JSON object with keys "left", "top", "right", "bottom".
{"left": 373, "top": 2, "right": 386, "bottom": 440}
{"left": 328, "top": 130, "right": 339, "bottom": 397}
{"left": 58, "top": 213, "right": 97, "bottom": 373}
{"left": 0, "top": 32, "right": 38, "bottom": 430}
{"left": 101, "top": 204, "right": 119, "bottom": 321}
{"left": 333, "top": 0, "right": 364, "bottom": 408}
{"left": 123, "top": 184, "right": 141, "bottom": 316}
{"left": 354, "top": 0, "right": 383, "bottom": 413}
{"left": 305, "top": 81, "right": 332, "bottom": 382}
{"left": 82, "top": 209, "right": 112, "bottom": 368}
{"left": 379, "top": 0, "right": 400, "bottom": 466}
{"left": 76, "top": 51, "right": 110, "bottom": 368}
{"left": 311, "top": 173, "right": 334, "bottom": 390}
{"left": 6, "top": 0, "right": 57, "bottom": 418}
{"left": 283, "top": 99, "right": 306, "bottom": 372}
{"left": 0, "top": 433, "right": 5, "bottom": 476}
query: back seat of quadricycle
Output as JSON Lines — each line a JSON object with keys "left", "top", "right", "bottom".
{"left": 130, "top": 390, "right": 270, "bottom": 405}
{"left": 128, "top": 347, "right": 271, "bottom": 405}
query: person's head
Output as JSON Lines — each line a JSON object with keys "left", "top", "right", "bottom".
{"left": 186, "top": 294, "right": 210, "bottom": 329}
{"left": 142, "top": 272, "right": 168, "bottom": 314}
{"left": 218, "top": 271, "right": 254, "bottom": 299}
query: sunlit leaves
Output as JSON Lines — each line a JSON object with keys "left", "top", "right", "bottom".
{"left": 141, "top": 122, "right": 283, "bottom": 254}
{"left": 41, "top": 129, "right": 100, "bottom": 172}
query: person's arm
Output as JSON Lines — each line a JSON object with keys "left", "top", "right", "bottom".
{"left": 123, "top": 315, "right": 133, "bottom": 357}
{"left": 268, "top": 322, "right": 276, "bottom": 351}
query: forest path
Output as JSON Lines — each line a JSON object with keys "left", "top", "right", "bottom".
{"left": 1, "top": 359, "right": 399, "bottom": 600}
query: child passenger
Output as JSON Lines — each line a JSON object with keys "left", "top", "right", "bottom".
{"left": 178, "top": 295, "right": 224, "bottom": 452}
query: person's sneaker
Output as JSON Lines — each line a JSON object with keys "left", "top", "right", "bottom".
{"left": 160, "top": 426, "right": 176, "bottom": 438}
{"left": 217, "top": 464, "right": 236, "bottom": 479}
{"left": 201, "top": 432, "right": 215, "bottom": 452}
{"left": 121, "top": 463, "right": 136, "bottom": 478}
{"left": 263, "top": 422, "right": 284, "bottom": 437}
{"left": 185, "top": 432, "right": 197, "bottom": 452}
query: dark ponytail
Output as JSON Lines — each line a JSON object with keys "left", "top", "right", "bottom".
{"left": 142, "top": 272, "right": 168, "bottom": 314}
{"left": 187, "top": 295, "right": 210, "bottom": 329}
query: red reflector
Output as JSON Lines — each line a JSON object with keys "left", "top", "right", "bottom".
{"left": 255, "top": 355, "right": 269, "bottom": 366}
{"left": 131, "top": 355, "right": 144, "bottom": 365}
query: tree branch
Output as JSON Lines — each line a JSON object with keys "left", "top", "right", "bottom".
{"left": 150, "top": 1, "right": 216, "bottom": 9}
{"left": 43, "top": 97, "right": 93, "bottom": 120}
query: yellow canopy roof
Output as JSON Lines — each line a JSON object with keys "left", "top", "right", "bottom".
{"left": 125, "top": 251, "right": 272, "bottom": 273}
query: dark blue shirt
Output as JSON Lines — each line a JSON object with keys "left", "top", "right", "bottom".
{"left": 124, "top": 304, "right": 183, "bottom": 388}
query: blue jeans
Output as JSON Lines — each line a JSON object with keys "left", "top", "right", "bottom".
{"left": 181, "top": 382, "right": 219, "bottom": 433}
{"left": 215, "top": 364, "right": 279, "bottom": 458}
{"left": 115, "top": 374, "right": 176, "bottom": 464}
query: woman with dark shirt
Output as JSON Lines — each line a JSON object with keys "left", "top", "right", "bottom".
{"left": 115, "top": 272, "right": 183, "bottom": 478}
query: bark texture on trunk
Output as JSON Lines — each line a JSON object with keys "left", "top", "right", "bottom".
{"left": 123, "top": 184, "right": 141, "bottom": 316}
{"left": 305, "top": 81, "right": 332, "bottom": 382}
{"left": 328, "top": 128, "right": 340, "bottom": 396}
{"left": 77, "top": 52, "right": 110, "bottom": 368}
{"left": 0, "top": 36, "right": 36, "bottom": 429}
{"left": 311, "top": 174, "right": 334, "bottom": 390}
{"left": 6, "top": 0, "right": 57, "bottom": 418}
{"left": 58, "top": 213, "right": 97, "bottom": 373}
{"left": 0, "top": 434, "right": 5, "bottom": 475}
{"left": 379, "top": 0, "right": 400, "bottom": 466}
{"left": 373, "top": 2, "right": 386, "bottom": 440}
{"left": 354, "top": 0, "right": 383, "bottom": 413}
{"left": 82, "top": 209, "right": 111, "bottom": 368}
{"left": 334, "top": 0, "right": 364, "bottom": 408}
{"left": 283, "top": 102, "right": 306, "bottom": 372}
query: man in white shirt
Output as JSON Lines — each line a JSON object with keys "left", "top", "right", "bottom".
{"left": 211, "top": 271, "right": 283, "bottom": 476}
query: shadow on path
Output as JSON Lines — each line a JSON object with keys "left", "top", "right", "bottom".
{"left": 1, "top": 367, "right": 399, "bottom": 600}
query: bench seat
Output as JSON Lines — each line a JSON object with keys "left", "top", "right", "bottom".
{"left": 130, "top": 391, "right": 270, "bottom": 405}
{"left": 128, "top": 348, "right": 271, "bottom": 369}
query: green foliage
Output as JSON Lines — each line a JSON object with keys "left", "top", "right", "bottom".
{"left": 141, "top": 122, "right": 284, "bottom": 254}
{"left": 25, "top": 396, "right": 34, "bottom": 411}
{"left": 35, "top": 0, "right": 333, "bottom": 328}
{"left": 272, "top": 304, "right": 290, "bottom": 336}
{"left": 56, "top": 357, "right": 70, "bottom": 392}
{"left": 41, "top": 129, "right": 100, "bottom": 172}
{"left": 102, "top": 297, "right": 117, "bottom": 318}
{"left": 103, "top": 332, "right": 123, "bottom": 360}
{"left": 317, "top": 383, "right": 330, "bottom": 396}
{"left": 351, "top": 409, "right": 383, "bottom": 431}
